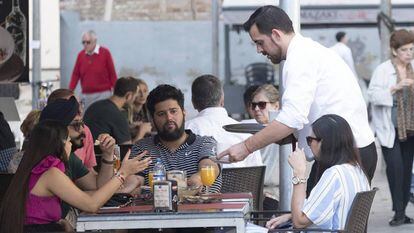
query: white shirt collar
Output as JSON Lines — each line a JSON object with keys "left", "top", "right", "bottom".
{"left": 86, "top": 44, "right": 100, "bottom": 55}
{"left": 286, "top": 33, "right": 301, "bottom": 58}
{"left": 197, "top": 107, "right": 228, "bottom": 117}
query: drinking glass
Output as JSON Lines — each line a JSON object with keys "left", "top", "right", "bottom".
{"left": 148, "top": 171, "right": 154, "bottom": 190}
{"left": 200, "top": 165, "right": 216, "bottom": 194}
{"left": 113, "top": 153, "right": 121, "bottom": 172}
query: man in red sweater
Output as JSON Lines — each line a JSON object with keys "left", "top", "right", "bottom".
{"left": 69, "top": 30, "right": 117, "bottom": 110}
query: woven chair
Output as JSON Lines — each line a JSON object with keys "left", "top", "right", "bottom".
{"left": 221, "top": 166, "right": 266, "bottom": 211}
{"left": 265, "top": 187, "right": 378, "bottom": 232}
{"left": 245, "top": 62, "right": 275, "bottom": 86}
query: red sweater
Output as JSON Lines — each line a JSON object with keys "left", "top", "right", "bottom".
{"left": 69, "top": 46, "right": 117, "bottom": 94}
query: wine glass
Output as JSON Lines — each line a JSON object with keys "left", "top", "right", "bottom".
{"left": 200, "top": 165, "right": 216, "bottom": 194}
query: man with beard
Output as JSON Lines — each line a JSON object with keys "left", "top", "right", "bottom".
{"left": 47, "top": 88, "right": 96, "bottom": 171}
{"left": 218, "top": 6, "right": 377, "bottom": 190}
{"left": 131, "top": 84, "right": 222, "bottom": 193}
{"left": 84, "top": 77, "right": 139, "bottom": 144}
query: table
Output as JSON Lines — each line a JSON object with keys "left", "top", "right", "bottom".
{"left": 76, "top": 193, "right": 252, "bottom": 232}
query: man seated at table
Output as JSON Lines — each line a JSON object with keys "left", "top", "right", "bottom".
{"left": 186, "top": 74, "right": 263, "bottom": 168}
{"left": 131, "top": 84, "right": 222, "bottom": 193}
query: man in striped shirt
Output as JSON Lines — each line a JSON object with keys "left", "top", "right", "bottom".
{"left": 131, "top": 84, "right": 222, "bottom": 193}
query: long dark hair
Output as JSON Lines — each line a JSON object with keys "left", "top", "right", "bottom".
{"left": 0, "top": 120, "right": 69, "bottom": 233}
{"left": 312, "top": 114, "right": 365, "bottom": 178}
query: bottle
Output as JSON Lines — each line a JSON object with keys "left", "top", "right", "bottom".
{"left": 5, "top": 0, "right": 27, "bottom": 66}
{"left": 153, "top": 158, "right": 166, "bottom": 182}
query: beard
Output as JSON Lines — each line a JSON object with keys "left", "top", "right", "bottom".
{"left": 156, "top": 121, "right": 185, "bottom": 142}
{"left": 71, "top": 133, "right": 85, "bottom": 151}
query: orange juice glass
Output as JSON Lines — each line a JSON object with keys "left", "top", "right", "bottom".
{"left": 148, "top": 171, "right": 154, "bottom": 189}
{"left": 200, "top": 165, "right": 216, "bottom": 193}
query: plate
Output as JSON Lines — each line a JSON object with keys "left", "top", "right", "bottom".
{"left": 181, "top": 195, "right": 220, "bottom": 204}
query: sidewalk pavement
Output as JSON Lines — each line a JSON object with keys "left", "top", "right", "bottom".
{"left": 368, "top": 161, "right": 414, "bottom": 232}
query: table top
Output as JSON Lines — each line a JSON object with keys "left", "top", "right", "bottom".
{"left": 223, "top": 123, "right": 296, "bottom": 145}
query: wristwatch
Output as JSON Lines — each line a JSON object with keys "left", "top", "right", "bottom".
{"left": 292, "top": 176, "right": 307, "bottom": 185}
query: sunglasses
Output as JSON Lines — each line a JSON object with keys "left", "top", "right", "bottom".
{"left": 251, "top": 101, "right": 269, "bottom": 110}
{"left": 82, "top": 40, "right": 91, "bottom": 45}
{"left": 306, "top": 136, "right": 321, "bottom": 146}
{"left": 69, "top": 120, "right": 85, "bottom": 131}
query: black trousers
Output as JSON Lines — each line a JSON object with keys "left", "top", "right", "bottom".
{"left": 307, "top": 142, "right": 378, "bottom": 196}
{"left": 381, "top": 134, "right": 414, "bottom": 214}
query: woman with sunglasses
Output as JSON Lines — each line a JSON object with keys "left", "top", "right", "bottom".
{"left": 0, "top": 120, "right": 151, "bottom": 233}
{"left": 266, "top": 114, "right": 370, "bottom": 230}
{"left": 367, "top": 29, "right": 414, "bottom": 226}
{"left": 250, "top": 84, "right": 280, "bottom": 210}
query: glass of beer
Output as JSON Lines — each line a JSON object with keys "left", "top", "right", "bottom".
{"left": 200, "top": 165, "right": 216, "bottom": 194}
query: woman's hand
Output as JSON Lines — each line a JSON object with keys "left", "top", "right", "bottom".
{"left": 288, "top": 147, "right": 307, "bottom": 178}
{"left": 119, "top": 150, "right": 151, "bottom": 177}
{"left": 392, "top": 79, "right": 414, "bottom": 93}
{"left": 266, "top": 213, "right": 292, "bottom": 229}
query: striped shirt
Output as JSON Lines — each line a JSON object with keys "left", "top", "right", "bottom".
{"left": 302, "top": 163, "right": 370, "bottom": 230}
{"left": 131, "top": 130, "right": 222, "bottom": 193}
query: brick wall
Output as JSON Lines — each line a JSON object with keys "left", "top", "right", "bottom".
{"left": 60, "top": 0, "right": 221, "bottom": 21}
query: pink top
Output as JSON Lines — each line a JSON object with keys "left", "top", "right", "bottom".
{"left": 74, "top": 125, "right": 97, "bottom": 169}
{"left": 25, "top": 155, "right": 65, "bottom": 225}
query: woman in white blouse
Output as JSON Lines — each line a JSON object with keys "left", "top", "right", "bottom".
{"left": 266, "top": 114, "right": 370, "bottom": 230}
{"left": 367, "top": 29, "right": 414, "bottom": 226}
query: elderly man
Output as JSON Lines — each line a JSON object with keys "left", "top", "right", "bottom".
{"left": 186, "top": 74, "right": 263, "bottom": 168}
{"left": 69, "top": 30, "right": 117, "bottom": 109}
{"left": 131, "top": 84, "right": 222, "bottom": 193}
{"left": 218, "top": 6, "right": 377, "bottom": 189}
{"left": 84, "top": 77, "right": 139, "bottom": 144}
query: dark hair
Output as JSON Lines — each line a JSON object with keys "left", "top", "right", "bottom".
{"left": 243, "top": 5, "right": 294, "bottom": 35}
{"left": 0, "top": 120, "right": 69, "bottom": 233}
{"left": 312, "top": 114, "right": 364, "bottom": 172}
{"left": 146, "top": 84, "right": 184, "bottom": 117}
{"left": 113, "top": 77, "right": 139, "bottom": 97}
{"left": 390, "top": 29, "right": 414, "bottom": 50}
{"left": 335, "top": 31, "right": 346, "bottom": 42}
{"left": 243, "top": 85, "right": 260, "bottom": 107}
{"left": 47, "top": 88, "right": 74, "bottom": 104}
{"left": 191, "top": 74, "right": 223, "bottom": 111}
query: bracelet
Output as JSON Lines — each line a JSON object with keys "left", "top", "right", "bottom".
{"left": 113, "top": 171, "right": 126, "bottom": 184}
{"left": 244, "top": 141, "right": 253, "bottom": 154}
{"left": 101, "top": 158, "right": 114, "bottom": 164}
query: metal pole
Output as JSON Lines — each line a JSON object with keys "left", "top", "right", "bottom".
{"left": 224, "top": 25, "right": 231, "bottom": 85}
{"left": 32, "top": 0, "right": 41, "bottom": 109}
{"left": 278, "top": 0, "right": 301, "bottom": 212}
{"left": 212, "top": 0, "right": 219, "bottom": 76}
{"left": 380, "top": 0, "right": 392, "bottom": 62}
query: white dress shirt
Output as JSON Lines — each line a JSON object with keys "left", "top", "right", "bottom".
{"left": 276, "top": 34, "right": 374, "bottom": 159}
{"left": 186, "top": 107, "right": 263, "bottom": 168}
{"left": 330, "top": 42, "right": 357, "bottom": 77}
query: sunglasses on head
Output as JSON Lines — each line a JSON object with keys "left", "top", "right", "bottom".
{"left": 251, "top": 101, "right": 269, "bottom": 110}
{"left": 82, "top": 40, "right": 91, "bottom": 45}
{"left": 69, "top": 120, "right": 85, "bottom": 131}
{"left": 306, "top": 136, "right": 321, "bottom": 146}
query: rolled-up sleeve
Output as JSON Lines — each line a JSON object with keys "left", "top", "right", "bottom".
{"left": 367, "top": 65, "right": 394, "bottom": 107}
{"left": 276, "top": 58, "right": 318, "bottom": 130}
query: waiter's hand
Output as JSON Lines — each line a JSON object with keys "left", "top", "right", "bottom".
{"left": 217, "top": 141, "right": 250, "bottom": 163}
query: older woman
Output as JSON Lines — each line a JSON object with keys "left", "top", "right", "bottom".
{"left": 266, "top": 114, "right": 370, "bottom": 230}
{"left": 250, "top": 84, "right": 280, "bottom": 209}
{"left": 368, "top": 29, "right": 414, "bottom": 226}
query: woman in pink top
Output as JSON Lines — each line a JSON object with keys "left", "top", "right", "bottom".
{"left": 0, "top": 121, "right": 151, "bottom": 233}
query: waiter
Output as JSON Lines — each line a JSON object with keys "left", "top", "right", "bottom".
{"left": 218, "top": 6, "right": 377, "bottom": 187}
